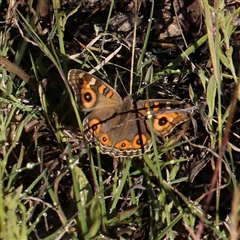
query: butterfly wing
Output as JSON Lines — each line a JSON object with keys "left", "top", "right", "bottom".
{"left": 83, "top": 96, "right": 152, "bottom": 157}
{"left": 68, "top": 69, "right": 122, "bottom": 111}
{"left": 137, "top": 99, "right": 190, "bottom": 137}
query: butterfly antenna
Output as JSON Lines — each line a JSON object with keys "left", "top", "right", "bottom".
{"left": 115, "top": 68, "right": 129, "bottom": 96}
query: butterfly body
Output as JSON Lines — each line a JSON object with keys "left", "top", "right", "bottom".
{"left": 68, "top": 69, "right": 190, "bottom": 157}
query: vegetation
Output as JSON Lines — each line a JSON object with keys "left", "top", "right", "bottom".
{"left": 0, "top": 0, "right": 240, "bottom": 239}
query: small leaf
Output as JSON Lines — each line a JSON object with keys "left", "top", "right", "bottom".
{"left": 88, "top": 198, "right": 101, "bottom": 238}
{"left": 206, "top": 75, "right": 216, "bottom": 118}
{"left": 72, "top": 166, "right": 93, "bottom": 206}
{"left": 198, "top": 69, "right": 207, "bottom": 92}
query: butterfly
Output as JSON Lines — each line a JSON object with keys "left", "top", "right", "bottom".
{"left": 68, "top": 69, "right": 191, "bottom": 157}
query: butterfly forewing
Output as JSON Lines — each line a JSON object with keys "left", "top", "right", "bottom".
{"left": 137, "top": 99, "right": 191, "bottom": 137}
